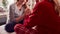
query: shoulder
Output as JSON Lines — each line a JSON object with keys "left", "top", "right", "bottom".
{"left": 38, "top": 1, "right": 53, "bottom": 8}
{"left": 9, "top": 3, "right": 16, "bottom": 11}
{"left": 33, "top": 1, "right": 54, "bottom": 15}
{"left": 33, "top": 1, "right": 54, "bottom": 11}
{"left": 10, "top": 3, "right": 15, "bottom": 8}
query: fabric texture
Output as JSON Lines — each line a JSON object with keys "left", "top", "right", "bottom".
{"left": 9, "top": 3, "right": 25, "bottom": 22}
{"left": 5, "top": 19, "right": 24, "bottom": 33}
{"left": 14, "top": 0, "right": 60, "bottom": 34}
{"left": 14, "top": 24, "right": 38, "bottom": 34}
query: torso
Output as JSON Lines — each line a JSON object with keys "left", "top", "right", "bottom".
{"left": 14, "top": 4, "right": 25, "bottom": 18}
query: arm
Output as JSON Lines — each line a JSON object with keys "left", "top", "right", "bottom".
{"left": 15, "top": 13, "right": 26, "bottom": 22}
{"left": 24, "top": 3, "right": 40, "bottom": 28}
{"left": 14, "top": 6, "right": 32, "bottom": 23}
{"left": 9, "top": 5, "right": 26, "bottom": 22}
{"left": 25, "top": 2, "right": 60, "bottom": 29}
{"left": 9, "top": 5, "right": 15, "bottom": 22}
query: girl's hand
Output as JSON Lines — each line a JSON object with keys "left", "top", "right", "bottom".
{"left": 25, "top": 8, "right": 31, "bottom": 15}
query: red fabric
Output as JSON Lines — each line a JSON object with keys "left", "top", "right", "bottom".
{"left": 14, "top": 24, "right": 38, "bottom": 34}
{"left": 14, "top": 1, "right": 60, "bottom": 34}
{"left": 36, "top": 0, "right": 39, "bottom": 3}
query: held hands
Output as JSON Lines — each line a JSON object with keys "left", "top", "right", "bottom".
{"left": 25, "top": 7, "right": 31, "bottom": 16}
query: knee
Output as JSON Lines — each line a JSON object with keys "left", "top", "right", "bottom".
{"left": 14, "top": 24, "right": 23, "bottom": 31}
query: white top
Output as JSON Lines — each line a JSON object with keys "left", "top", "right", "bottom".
{"left": 14, "top": 5, "right": 25, "bottom": 18}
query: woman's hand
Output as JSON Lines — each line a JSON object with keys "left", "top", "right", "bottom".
{"left": 25, "top": 8, "right": 31, "bottom": 15}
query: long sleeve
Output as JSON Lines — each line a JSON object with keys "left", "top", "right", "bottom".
{"left": 9, "top": 4, "right": 15, "bottom": 22}
{"left": 25, "top": 3, "right": 40, "bottom": 28}
{"left": 14, "top": 1, "right": 60, "bottom": 34}
{"left": 25, "top": 1, "right": 60, "bottom": 32}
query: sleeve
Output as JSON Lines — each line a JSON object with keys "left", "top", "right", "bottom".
{"left": 9, "top": 5, "right": 15, "bottom": 22}
{"left": 25, "top": 2, "right": 60, "bottom": 31}
{"left": 25, "top": 3, "right": 40, "bottom": 28}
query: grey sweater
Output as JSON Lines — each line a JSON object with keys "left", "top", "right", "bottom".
{"left": 9, "top": 4, "right": 25, "bottom": 22}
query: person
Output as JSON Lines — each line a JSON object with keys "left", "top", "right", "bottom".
{"left": 9, "top": 0, "right": 30, "bottom": 23}
{"left": 14, "top": 0, "right": 60, "bottom": 34}
{"left": 5, "top": 0, "right": 31, "bottom": 33}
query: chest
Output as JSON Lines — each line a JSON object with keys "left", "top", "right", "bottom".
{"left": 14, "top": 5, "right": 25, "bottom": 18}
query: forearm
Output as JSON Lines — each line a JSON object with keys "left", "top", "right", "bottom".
{"left": 15, "top": 13, "right": 26, "bottom": 22}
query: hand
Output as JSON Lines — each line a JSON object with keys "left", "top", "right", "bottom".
{"left": 22, "top": 0, "right": 26, "bottom": 6}
{"left": 25, "top": 8, "right": 31, "bottom": 15}
{"left": 15, "top": 18, "right": 20, "bottom": 23}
